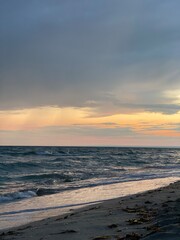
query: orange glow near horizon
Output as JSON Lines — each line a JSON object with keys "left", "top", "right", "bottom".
{"left": 0, "top": 107, "right": 180, "bottom": 140}
{"left": 0, "top": 107, "right": 91, "bottom": 130}
{"left": 143, "top": 130, "right": 180, "bottom": 137}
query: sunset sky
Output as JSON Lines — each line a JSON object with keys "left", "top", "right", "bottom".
{"left": 0, "top": 0, "right": 180, "bottom": 146}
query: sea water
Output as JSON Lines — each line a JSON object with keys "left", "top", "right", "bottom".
{"left": 0, "top": 146, "right": 179, "bottom": 230}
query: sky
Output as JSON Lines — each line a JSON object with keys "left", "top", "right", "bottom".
{"left": 0, "top": 0, "right": 180, "bottom": 146}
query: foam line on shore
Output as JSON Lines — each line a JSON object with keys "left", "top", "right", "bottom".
{"left": 0, "top": 180, "right": 180, "bottom": 239}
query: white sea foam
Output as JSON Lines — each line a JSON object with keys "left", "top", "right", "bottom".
{"left": 0, "top": 191, "right": 37, "bottom": 203}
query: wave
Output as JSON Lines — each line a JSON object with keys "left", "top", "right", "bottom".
{"left": 0, "top": 161, "right": 39, "bottom": 172}
{"left": 36, "top": 188, "right": 59, "bottom": 196}
{"left": 0, "top": 149, "right": 70, "bottom": 157}
{"left": 19, "top": 173, "right": 73, "bottom": 182}
{"left": 142, "top": 165, "right": 180, "bottom": 170}
{"left": 23, "top": 149, "right": 70, "bottom": 156}
{"left": 1, "top": 173, "right": 179, "bottom": 204}
{"left": 0, "top": 190, "right": 37, "bottom": 203}
{"left": 0, "top": 146, "right": 179, "bottom": 205}
{"left": 18, "top": 150, "right": 55, "bottom": 156}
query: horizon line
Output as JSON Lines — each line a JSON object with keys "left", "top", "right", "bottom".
{"left": 0, "top": 145, "right": 180, "bottom": 148}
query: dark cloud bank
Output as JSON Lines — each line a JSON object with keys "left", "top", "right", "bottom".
{"left": 0, "top": 0, "right": 180, "bottom": 114}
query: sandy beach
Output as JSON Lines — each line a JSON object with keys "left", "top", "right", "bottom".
{"left": 0, "top": 180, "right": 179, "bottom": 240}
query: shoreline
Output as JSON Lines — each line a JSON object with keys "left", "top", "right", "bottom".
{"left": 0, "top": 180, "right": 179, "bottom": 239}
{"left": 0, "top": 177, "right": 179, "bottom": 231}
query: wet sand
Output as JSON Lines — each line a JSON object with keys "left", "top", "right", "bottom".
{"left": 0, "top": 180, "right": 179, "bottom": 240}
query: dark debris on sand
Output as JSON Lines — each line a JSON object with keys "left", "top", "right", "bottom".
{"left": 142, "top": 198, "right": 180, "bottom": 239}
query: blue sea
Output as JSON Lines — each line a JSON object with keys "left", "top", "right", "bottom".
{"left": 0, "top": 146, "right": 180, "bottom": 230}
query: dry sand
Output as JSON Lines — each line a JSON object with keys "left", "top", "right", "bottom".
{"left": 0, "top": 180, "right": 179, "bottom": 240}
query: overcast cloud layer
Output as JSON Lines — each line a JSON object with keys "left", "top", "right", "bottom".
{"left": 0, "top": 0, "right": 180, "bottom": 114}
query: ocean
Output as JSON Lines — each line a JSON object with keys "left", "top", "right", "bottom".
{"left": 0, "top": 146, "right": 179, "bottom": 230}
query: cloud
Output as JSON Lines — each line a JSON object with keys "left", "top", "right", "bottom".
{"left": 0, "top": 0, "right": 180, "bottom": 115}
{"left": 1, "top": 124, "right": 180, "bottom": 146}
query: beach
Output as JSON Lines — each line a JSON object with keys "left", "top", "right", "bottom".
{"left": 0, "top": 180, "right": 179, "bottom": 240}
{"left": 1, "top": 147, "right": 179, "bottom": 231}
{"left": 1, "top": 1, "right": 180, "bottom": 238}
